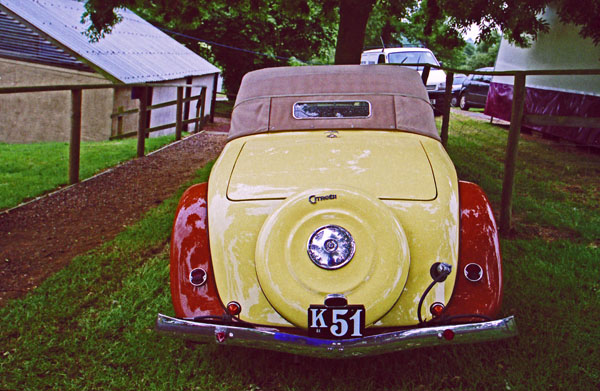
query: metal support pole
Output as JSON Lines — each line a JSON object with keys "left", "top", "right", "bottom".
{"left": 500, "top": 72, "right": 527, "bottom": 234}
{"left": 69, "top": 88, "right": 82, "bottom": 185}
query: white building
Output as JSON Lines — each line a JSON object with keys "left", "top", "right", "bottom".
{"left": 0, "top": 0, "right": 220, "bottom": 143}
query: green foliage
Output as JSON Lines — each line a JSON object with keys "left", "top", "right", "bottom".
{"left": 2, "top": 118, "right": 600, "bottom": 390}
{"left": 464, "top": 31, "right": 501, "bottom": 69}
{"left": 369, "top": 0, "right": 467, "bottom": 67}
{"left": 0, "top": 134, "right": 182, "bottom": 210}
{"left": 83, "top": 0, "right": 600, "bottom": 89}
{"left": 128, "top": 0, "right": 338, "bottom": 97}
{"left": 364, "top": 0, "right": 510, "bottom": 69}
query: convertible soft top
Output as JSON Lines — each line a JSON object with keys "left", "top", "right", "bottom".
{"left": 228, "top": 65, "right": 440, "bottom": 141}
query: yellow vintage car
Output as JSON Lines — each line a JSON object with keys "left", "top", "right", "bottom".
{"left": 156, "top": 65, "right": 517, "bottom": 358}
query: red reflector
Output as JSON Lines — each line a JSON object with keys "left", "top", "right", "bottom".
{"left": 215, "top": 331, "right": 226, "bottom": 343}
{"left": 227, "top": 301, "right": 241, "bottom": 316}
{"left": 442, "top": 329, "right": 455, "bottom": 341}
{"left": 430, "top": 302, "right": 445, "bottom": 317}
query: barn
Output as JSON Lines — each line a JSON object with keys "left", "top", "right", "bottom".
{"left": 0, "top": 0, "right": 220, "bottom": 143}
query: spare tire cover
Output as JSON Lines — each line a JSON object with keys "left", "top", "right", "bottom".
{"left": 255, "top": 187, "right": 410, "bottom": 328}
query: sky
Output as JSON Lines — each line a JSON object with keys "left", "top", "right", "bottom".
{"left": 463, "top": 24, "right": 480, "bottom": 42}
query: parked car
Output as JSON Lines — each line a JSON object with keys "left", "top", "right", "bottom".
{"left": 156, "top": 65, "right": 517, "bottom": 358}
{"left": 361, "top": 47, "right": 447, "bottom": 114}
{"left": 444, "top": 73, "right": 468, "bottom": 107}
{"left": 458, "top": 67, "right": 493, "bottom": 110}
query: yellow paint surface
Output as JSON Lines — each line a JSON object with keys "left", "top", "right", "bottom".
{"left": 227, "top": 131, "right": 436, "bottom": 201}
{"left": 208, "top": 131, "right": 458, "bottom": 328}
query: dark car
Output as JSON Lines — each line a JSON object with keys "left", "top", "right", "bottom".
{"left": 458, "top": 67, "right": 493, "bottom": 110}
{"left": 438, "top": 74, "right": 467, "bottom": 107}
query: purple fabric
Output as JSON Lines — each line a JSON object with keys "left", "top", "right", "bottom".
{"left": 485, "top": 82, "right": 600, "bottom": 147}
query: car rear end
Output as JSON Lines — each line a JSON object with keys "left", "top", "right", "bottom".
{"left": 157, "top": 65, "right": 516, "bottom": 357}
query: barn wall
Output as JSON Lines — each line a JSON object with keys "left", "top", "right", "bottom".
{"left": 111, "top": 86, "right": 139, "bottom": 138}
{"left": 149, "top": 74, "right": 216, "bottom": 137}
{"left": 0, "top": 58, "right": 113, "bottom": 143}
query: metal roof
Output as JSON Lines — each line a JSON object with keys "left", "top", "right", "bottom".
{"left": 0, "top": 9, "right": 93, "bottom": 72}
{"left": 0, "top": 0, "right": 220, "bottom": 83}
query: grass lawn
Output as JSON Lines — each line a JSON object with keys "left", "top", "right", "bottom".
{"left": 214, "top": 98, "right": 234, "bottom": 118}
{"left": 0, "top": 134, "right": 185, "bottom": 211}
{"left": 1, "top": 114, "right": 599, "bottom": 390}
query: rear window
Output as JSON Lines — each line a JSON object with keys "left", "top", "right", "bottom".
{"left": 293, "top": 101, "right": 371, "bottom": 119}
{"left": 388, "top": 51, "right": 439, "bottom": 71}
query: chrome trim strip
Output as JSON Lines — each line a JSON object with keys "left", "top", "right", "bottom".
{"left": 464, "top": 263, "right": 484, "bottom": 282}
{"left": 292, "top": 100, "right": 372, "bottom": 120}
{"left": 156, "top": 314, "right": 517, "bottom": 358}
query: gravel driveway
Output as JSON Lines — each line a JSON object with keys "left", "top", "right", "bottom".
{"left": 0, "top": 122, "right": 228, "bottom": 306}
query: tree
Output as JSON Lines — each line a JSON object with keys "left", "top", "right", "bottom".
{"left": 364, "top": 0, "right": 466, "bottom": 68}
{"left": 353, "top": 0, "right": 600, "bottom": 64}
{"left": 464, "top": 30, "right": 501, "bottom": 69}
{"left": 83, "top": 0, "right": 337, "bottom": 96}
{"left": 83, "top": 0, "right": 600, "bottom": 89}
{"left": 333, "top": 0, "right": 377, "bottom": 64}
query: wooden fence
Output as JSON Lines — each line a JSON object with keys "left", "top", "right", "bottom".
{"left": 421, "top": 65, "right": 600, "bottom": 233}
{"left": 2, "top": 69, "right": 599, "bottom": 233}
{"left": 0, "top": 83, "right": 207, "bottom": 186}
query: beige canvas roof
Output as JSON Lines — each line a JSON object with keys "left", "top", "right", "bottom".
{"left": 228, "top": 65, "right": 440, "bottom": 141}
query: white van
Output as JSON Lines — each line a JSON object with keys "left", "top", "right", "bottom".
{"left": 361, "top": 48, "right": 447, "bottom": 112}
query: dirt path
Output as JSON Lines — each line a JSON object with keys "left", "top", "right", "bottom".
{"left": 0, "top": 120, "right": 228, "bottom": 306}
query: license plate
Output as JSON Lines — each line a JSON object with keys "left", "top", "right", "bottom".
{"left": 308, "top": 304, "right": 365, "bottom": 339}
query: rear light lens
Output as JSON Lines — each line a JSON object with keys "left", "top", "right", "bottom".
{"left": 227, "top": 301, "right": 241, "bottom": 316}
{"left": 430, "top": 302, "right": 445, "bottom": 317}
{"left": 442, "top": 329, "right": 455, "bottom": 341}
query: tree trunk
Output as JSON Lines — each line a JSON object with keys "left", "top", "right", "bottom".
{"left": 334, "top": 0, "right": 377, "bottom": 64}
{"left": 381, "top": 20, "right": 394, "bottom": 47}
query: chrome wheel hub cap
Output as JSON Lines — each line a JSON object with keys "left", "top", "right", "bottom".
{"left": 307, "top": 225, "right": 356, "bottom": 270}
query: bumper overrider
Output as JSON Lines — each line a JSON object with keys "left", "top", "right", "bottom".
{"left": 156, "top": 313, "right": 517, "bottom": 358}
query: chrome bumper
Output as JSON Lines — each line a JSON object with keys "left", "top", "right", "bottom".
{"left": 156, "top": 314, "right": 517, "bottom": 358}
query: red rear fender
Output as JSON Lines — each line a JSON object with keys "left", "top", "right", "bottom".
{"left": 444, "top": 181, "right": 503, "bottom": 320}
{"left": 170, "top": 183, "right": 224, "bottom": 318}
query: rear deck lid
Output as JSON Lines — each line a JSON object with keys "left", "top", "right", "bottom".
{"left": 227, "top": 131, "right": 437, "bottom": 201}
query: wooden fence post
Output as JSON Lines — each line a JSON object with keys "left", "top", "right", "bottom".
{"left": 183, "top": 80, "right": 192, "bottom": 132}
{"left": 500, "top": 72, "right": 527, "bottom": 233}
{"left": 69, "top": 88, "right": 82, "bottom": 185}
{"left": 175, "top": 86, "right": 183, "bottom": 141}
{"left": 137, "top": 86, "right": 148, "bottom": 158}
{"left": 440, "top": 72, "right": 454, "bottom": 147}
{"left": 116, "top": 106, "right": 124, "bottom": 137}
{"left": 194, "top": 87, "right": 207, "bottom": 133}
